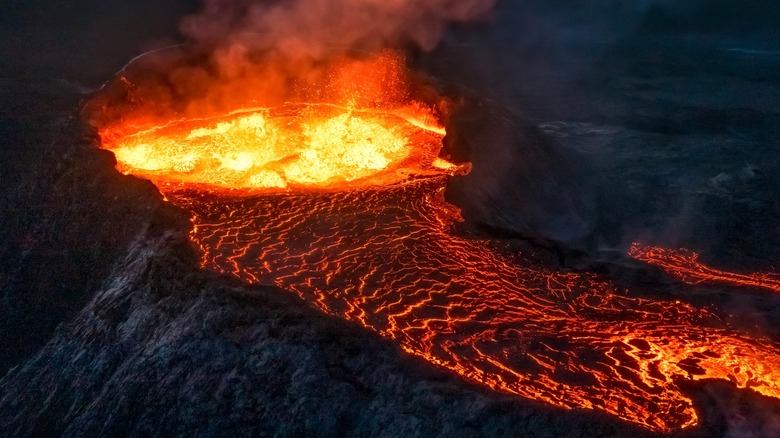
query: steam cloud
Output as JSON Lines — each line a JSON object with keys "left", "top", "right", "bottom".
{"left": 181, "top": 0, "right": 497, "bottom": 58}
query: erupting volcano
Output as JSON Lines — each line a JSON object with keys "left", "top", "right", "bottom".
{"left": 90, "top": 48, "right": 780, "bottom": 433}
{"left": 97, "top": 53, "right": 454, "bottom": 192}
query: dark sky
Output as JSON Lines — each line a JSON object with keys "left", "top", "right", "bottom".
{"left": 1, "top": 1, "right": 778, "bottom": 85}
{"left": 0, "top": 1, "right": 199, "bottom": 82}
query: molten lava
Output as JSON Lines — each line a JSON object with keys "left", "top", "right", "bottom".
{"left": 100, "top": 103, "right": 452, "bottom": 191}
{"left": 630, "top": 244, "right": 780, "bottom": 294}
{"left": 94, "top": 53, "right": 780, "bottom": 433}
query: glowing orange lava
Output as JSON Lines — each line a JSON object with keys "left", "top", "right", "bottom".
{"left": 629, "top": 243, "right": 780, "bottom": 294}
{"left": 99, "top": 103, "right": 455, "bottom": 192}
{"left": 94, "top": 54, "right": 780, "bottom": 433}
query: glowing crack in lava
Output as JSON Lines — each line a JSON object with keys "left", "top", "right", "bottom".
{"left": 97, "top": 88, "right": 780, "bottom": 433}
{"left": 630, "top": 244, "right": 780, "bottom": 294}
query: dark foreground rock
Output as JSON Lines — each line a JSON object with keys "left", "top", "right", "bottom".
{"left": 0, "top": 225, "right": 649, "bottom": 438}
{"left": 0, "top": 80, "right": 186, "bottom": 373}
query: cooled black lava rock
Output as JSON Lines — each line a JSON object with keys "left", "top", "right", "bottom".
{"left": 443, "top": 96, "right": 596, "bottom": 246}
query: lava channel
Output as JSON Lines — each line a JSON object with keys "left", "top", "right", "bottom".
{"left": 99, "top": 104, "right": 780, "bottom": 433}
{"left": 630, "top": 244, "right": 780, "bottom": 294}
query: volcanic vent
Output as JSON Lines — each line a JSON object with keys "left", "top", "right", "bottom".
{"left": 84, "top": 0, "right": 780, "bottom": 434}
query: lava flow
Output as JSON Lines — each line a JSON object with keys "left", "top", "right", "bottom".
{"left": 630, "top": 244, "right": 780, "bottom": 294}
{"left": 95, "top": 55, "right": 780, "bottom": 433}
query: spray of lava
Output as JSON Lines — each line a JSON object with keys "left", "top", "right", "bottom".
{"left": 89, "top": 0, "right": 780, "bottom": 433}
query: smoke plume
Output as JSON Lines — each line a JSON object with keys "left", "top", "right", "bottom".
{"left": 181, "top": 0, "right": 497, "bottom": 58}
{"left": 86, "top": 0, "right": 497, "bottom": 132}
